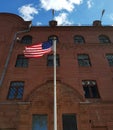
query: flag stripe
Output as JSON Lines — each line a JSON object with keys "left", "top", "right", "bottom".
{"left": 23, "top": 41, "right": 52, "bottom": 58}
{"left": 24, "top": 49, "right": 51, "bottom": 54}
{"left": 24, "top": 48, "right": 51, "bottom": 53}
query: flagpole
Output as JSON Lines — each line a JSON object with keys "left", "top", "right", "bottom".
{"left": 52, "top": 9, "right": 55, "bottom": 20}
{"left": 100, "top": 9, "right": 105, "bottom": 21}
{"left": 53, "top": 38, "right": 57, "bottom": 130}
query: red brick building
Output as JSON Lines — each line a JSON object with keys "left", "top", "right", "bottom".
{"left": 0, "top": 13, "right": 113, "bottom": 130}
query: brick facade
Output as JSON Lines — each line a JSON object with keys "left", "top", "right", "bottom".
{"left": 0, "top": 13, "right": 113, "bottom": 130}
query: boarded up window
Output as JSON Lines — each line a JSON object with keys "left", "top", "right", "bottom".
{"left": 62, "top": 114, "right": 77, "bottom": 130}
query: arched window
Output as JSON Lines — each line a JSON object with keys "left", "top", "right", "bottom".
{"left": 99, "top": 35, "right": 111, "bottom": 44}
{"left": 21, "top": 35, "right": 32, "bottom": 44}
{"left": 48, "top": 35, "right": 59, "bottom": 43}
{"left": 74, "top": 35, "right": 85, "bottom": 44}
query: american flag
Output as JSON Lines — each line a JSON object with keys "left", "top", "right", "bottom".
{"left": 23, "top": 40, "right": 53, "bottom": 58}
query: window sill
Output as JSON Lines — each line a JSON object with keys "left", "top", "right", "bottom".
{"left": 85, "top": 98, "right": 102, "bottom": 103}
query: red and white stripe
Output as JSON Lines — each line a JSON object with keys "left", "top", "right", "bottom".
{"left": 23, "top": 43, "right": 52, "bottom": 58}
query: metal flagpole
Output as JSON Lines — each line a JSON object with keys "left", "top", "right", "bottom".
{"left": 100, "top": 9, "right": 105, "bottom": 21}
{"left": 53, "top": 38, "right": 57, "bottom": 130}
{"left": 52, "top": 9, "right": 55, "bottom": 20}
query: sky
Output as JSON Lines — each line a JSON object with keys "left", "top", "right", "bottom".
{"left": 0, "top": 0, "right": 113, "bottom": 26}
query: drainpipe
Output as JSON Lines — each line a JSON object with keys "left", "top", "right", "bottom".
{"left": 0, "top": 23, "right": 32, "bottom": 87}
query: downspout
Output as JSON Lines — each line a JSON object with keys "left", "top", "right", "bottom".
{"left": 0, "top": 23, "right": 31, "bottom": 87}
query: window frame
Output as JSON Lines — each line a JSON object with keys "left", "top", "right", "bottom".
{"left": 20, "top": 35, "right": 32, "bottom": 44}
{"left": 99, "top": 35, "right": 111, "bottom": 44}
{"left": 32, "top": 114, "right": 48, "bottom": 130}
{"left": 48, "top": 35, "right": 59, "bottom": 43}
{"left": 74, "top": 35, "right": 85, "bottom": 44}
{"left": 7, "top": 81, "right": 24, "bottom": 100}
{"left": 15, "top": 54, "right": 29, "bottom": 68}
{"left": 82, "top": 80, "right": 100, "bottom": 98}
{"left": 47, "top": 54, "right": 60, "bottom": 67}
{"left": 77, "top": 54, "right": 91, "bottom": 67}
{"left": 62, "top": 114, "right": 78, "bottom": 130}
{"left": 106, "top": 54, "right": 113, "bottom": 66}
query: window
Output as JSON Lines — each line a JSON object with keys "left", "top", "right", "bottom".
{"left": 106, "top": 54, "right": 113, "bottom": 66}
{"left": 32, "top": 115, "right": 48, "bottom": 130}
{"left": 48, "top": 35, "right": 59, "bottom": 43}
{"left": 74, "top": 35, "right": 85, "bottom": 44}
{"left": 82, "top": 80, "right": 100, "bottom": 98}
{"left": 77, "top": 54, "right": 91, "bottom": 66}
{"left": 99, "top": 35, "right": 111, "bottom": 44}
{"left": 7, "top": 81, "right": 24, "bottom": 100}
{"left": 21, "top": 35, "right": 32, "bottom": 44}
{"left": 47, "top": 54, "right": 60, "bottom": 66}
{"left": 15, "top": 55, "right": 28, "bottom": 67}
{"left": 62, "top": 114, "right": 77, "bottom": 130}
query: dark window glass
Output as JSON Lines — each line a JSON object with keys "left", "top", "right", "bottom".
{"left": 77, "top": 54, "right": 91, "bottom": 66}
{"left": 48, "top": 35, "right": 59, "bottom": 43}
{"left": 32, "top": 115, "right": 47, "bottom": 130}
{"left": 7, "top": 81, "right": 24, "bottom": 100}
{"left": 62, "top": 114, "right": 77, "bottom": 130}
{"left": 99, "top": 35, "right": 111, "bottom": 44}
{"left": 74, "top": 35, "right": 85, "bottom": 44}
{"left": 21, "top": 35, "right": 32, "bottom": 44}
{"left": 82, "top": 80, "right": 100, "bottom": 98}
{"left": 47, "top": 54, "right": 60, "bottom": 66}
{"left": 106, "top": 54, "right": 113, "bottom": 66}
{"left": 15, "top": 55, "right": 28, "bottom": 67}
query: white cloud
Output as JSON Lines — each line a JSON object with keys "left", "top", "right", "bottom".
{"left": 39, "top": 0, "right": 83, "bottom": 12}
{"left": 54, "top": 12, "right": 73, "bottom": 25}
{"left": 109, "top": 13, "right": 113, "bottom": 20}
{"left": 87, "top": 0, "right": 93, "bottom": 9}
{"left": 36, "top": 22, "right": 42, "bottom": 26}
{"left": 18, "top": 4, "right": 38, "bottom": 21}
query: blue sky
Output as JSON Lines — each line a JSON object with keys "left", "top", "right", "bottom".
{"left": 0, "top": 0, "right": 113, "bottom": 26}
